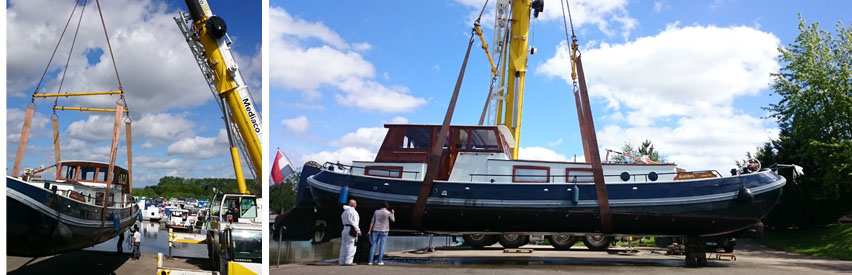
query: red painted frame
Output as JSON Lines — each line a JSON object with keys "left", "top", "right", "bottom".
{"left": 565, "top": 167, "right": 595, "bottom": 183}
{"left": 512, "top": 165, "right": 551, "bottom": 183}
{"left": 364, "top": 166, "right": 404, "bottom": 179}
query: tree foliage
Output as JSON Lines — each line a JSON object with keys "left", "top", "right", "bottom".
{"left": 610, "top": 139, "right": 666, "bottom": 163}
{"left": 758, "top": 15, "right": 852, "bottom": 229}
{"left": 133, "top": 176, "right": 259, "bottom": 200}
{"left": 270, "top": 172, "right": 300, "bottom": 214}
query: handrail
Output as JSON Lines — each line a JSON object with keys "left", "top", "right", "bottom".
{"left": 322, "top": 162, "right": 421, "bottom": 178}
{"left": 467, "top": 170, "right": 722, "bottom": 183}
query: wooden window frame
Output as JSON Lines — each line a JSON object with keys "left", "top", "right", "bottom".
{"left": 364, "top": 166, "right": 404, "bottom": 179}
{"left": 512, "top": 165, "right": 551, "bottom": 183}
{"left": 565, "top": 167, "right": 595, "bottom": 183}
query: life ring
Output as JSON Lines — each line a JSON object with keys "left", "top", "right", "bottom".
{"left": 747, "top": 158, "right": 761, "bottom": 172}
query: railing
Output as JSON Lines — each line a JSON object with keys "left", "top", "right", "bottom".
{"left": 322, "top": 162, "right": 723, "bottom": 183}
{"left": 323, "top": 162, "right": 421, "bottom": 179}
{"left": 468, "top": 170, "right": 722, "bottom": 183}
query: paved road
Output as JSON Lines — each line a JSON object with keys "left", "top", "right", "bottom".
{"left": 273, "top": 239, "right": 852, "bottom": 275}
{"left": 7, "top": 251, "right": 211, "bottom": 275}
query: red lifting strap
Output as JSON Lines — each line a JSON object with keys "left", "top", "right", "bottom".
{"left": 412, "top": 32, "right": 476, "bottom": 230}
{"left": 575, "top": 55, "right": 612, "bottom": 234}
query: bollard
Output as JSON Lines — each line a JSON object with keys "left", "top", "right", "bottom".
{"left": 168, "top": 228, "right": 173, "bottom": 259}
{"left": 277, "top": 225, "right": 283, "bottom": 267}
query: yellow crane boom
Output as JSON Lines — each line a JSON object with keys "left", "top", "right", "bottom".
{"left": 489, "top": 0, "right": 544, "bottom": 159}
{"left": 176, "top": 0, "right": 262, "bottom": 194}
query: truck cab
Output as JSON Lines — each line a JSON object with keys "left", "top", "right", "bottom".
{"left": 207, "top": 193, "right": 262, "bottom": 274}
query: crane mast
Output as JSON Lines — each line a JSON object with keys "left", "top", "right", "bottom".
{"left": 175, "top": 0, "right": 262, "bottom": 194}
{"left": 488, "top": 0, "right": 543, "bottom": 159}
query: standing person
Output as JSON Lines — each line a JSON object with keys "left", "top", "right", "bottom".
{"left": 132, "top": 224, "right": 142, "bottom": 260}
{"left": 338, "top": 199, "right": 361, "bottom": 266}
{"left": 116, "top": 228, "right": 125, "bottom": 254}
{"left": 367, "top": 202, "right": 395, "bottom": 265}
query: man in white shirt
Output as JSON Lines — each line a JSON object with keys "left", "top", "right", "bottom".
{"left": 132, "top": 225, "right": 142, "bottom": 260}
{"left": 338, "top": 199, "right": 361, "bottom": 266}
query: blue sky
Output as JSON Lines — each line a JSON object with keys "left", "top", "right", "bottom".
{"left": 270, "top": 0, "right": 850, "bottom": 174}
{"left": 6, "top": 0, "right": 261, "bottom": 187}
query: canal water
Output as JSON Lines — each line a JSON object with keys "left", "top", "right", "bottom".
{"left": 86, "top": 221, "right": 207, "bottom": 258}
{"left": 272, "top": 235, "right": 455, "bottom": 264}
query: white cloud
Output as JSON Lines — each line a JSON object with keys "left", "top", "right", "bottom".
{"left": 519, "top": 146, "right": 570, "bottom": 162}
{"left": 387, "top": 116, "right": 409, "bottom": 124}
{"left": 6, "top": 108, "right": 50, "bottom": 143}
{"left": 65, "top": 115, "right": 120, "bottom": 142}
{"left": 166, "top": 129, "right": 229, "bottom": 159}
{"left": 269, "top": 7, "right": 426, "bottom": 112}
{"left": 597, "top": 110, "right": 778, "bottom": 174}
{"left": 300, "top": 147, "right": 376, "bottom": 166}
{"left": 333, "top": 78, "right": 426, "bottom": 113}
{"left": 653, "top": 1, "right": 665, "bottom": 13}
{"left": 547, "top": 138, "right": 564, "bottom": 147}
{"left": 135, "top": 156, "right": 186, "bottom": 169}
{"left": 538, "top": 24, "right": 781, "bottom": 174}
{"left": 65, "top": 112, "right": 196, "bottom": 142}
{"left": 133, "top": 113, "right": 196, "bottom": 140}
{"left": 331, "top": 127, "right": 388, "bottom": 151}
{"left": 539, "top": 25, "right": 780, "bottom": 126}
{"left": 282, "top": 116, "right": 309, "bottom": 134}
{"left": 6, "top": 0, "right": 256, "bottom": 114}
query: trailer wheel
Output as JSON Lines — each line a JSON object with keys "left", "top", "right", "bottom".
{"left": 497, "top": 233, "right": 530, "bottom": 248}
{"left": 547, "top": 234, "right": 578, "bottom": 250}
{"left": 462, "top": 234, "right": 494, "bottom": 249}
{"left": 582, "top": 235, "right": 613, "bottom": 251}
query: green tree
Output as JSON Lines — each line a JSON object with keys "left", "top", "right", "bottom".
{"left": 758, "top": 15, "right": 852, "bottom": 229}
{"left": 132, "top": 177, "right": 259, "bottom": 200}
{"left": 270, "top": 172, "right": 300, "bottom": 214}
{"left": 610, "top": 140, "right": 666, "bottom": 163}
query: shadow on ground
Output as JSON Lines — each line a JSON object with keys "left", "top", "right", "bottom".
{"left": 8, "top": 250, "right": 212, "bottom": 275}
{"left": 8, "top": 251, "right": 131, "bottom": 275}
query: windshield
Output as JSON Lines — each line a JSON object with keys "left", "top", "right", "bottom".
{"left": 231, "top": 229, "right": 262, "bottom": 263}
{"left": 239, "top": 197, "right": 258, "bottom": 219}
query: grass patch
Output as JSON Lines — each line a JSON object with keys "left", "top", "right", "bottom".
{"left": 763, "top": 223, "right": 852, "bottom": 261}
{"left": 614, "top": 237, "right": 657, "bottom": 247}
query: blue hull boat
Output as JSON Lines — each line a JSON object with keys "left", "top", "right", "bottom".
{"left": 6, "top": 161, "right": 137, "bottom": 257}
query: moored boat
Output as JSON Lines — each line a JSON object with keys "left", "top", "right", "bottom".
{"left": 7, "top": 161, "right": 137, "bottom": 257}
{"left": 139, "top": 197, "right": 163, "bottom": 222}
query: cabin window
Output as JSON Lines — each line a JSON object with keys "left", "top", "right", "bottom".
{"left": 513, "top": 166, "right": 550, "bottom": 183}
{"left": 98, "top": 168, "right": 108, "bottom": 182}
{"left": 115, "top": 172, "right": 128, "bottom": 185}
{"left": 80, "top": 165, "right": 98, "bottom": 181}
{"left": 455, "top": 129, "right": 469, "bottom": 149}
{"left": 95, "top": 192, "right": 104, "bottom": 206}
{"left": 62, "top": 165, "right": 78, "bottom": 180}
{"left": 470, "top": 129, "right": 498, "bottom": 150}
{"left": 565, "top": 168, "right": 594, "bottom": 183}
{"left": 364, "top": 166, "right": 403, "bottom": 178}
{"left": 401, "top": 128, "right": 431, "bottom": 149}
